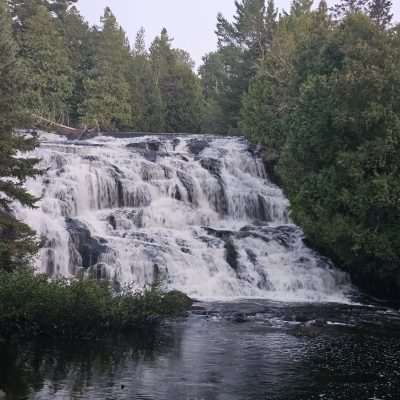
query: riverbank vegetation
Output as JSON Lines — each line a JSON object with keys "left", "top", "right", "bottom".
{"left": 0, "top": 270, "right": 192, "bottom": 340}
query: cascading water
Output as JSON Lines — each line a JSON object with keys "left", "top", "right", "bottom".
{"left": 17, "top": 133, "right": 351, "bottom": 302}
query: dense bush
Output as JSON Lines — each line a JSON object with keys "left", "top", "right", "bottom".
{"left": 0, "top": 271, "right": 192, "bottom": 339}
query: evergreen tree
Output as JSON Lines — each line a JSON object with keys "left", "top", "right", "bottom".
{"left": 368, "top": 0, "right": 393, "bottom": 28}
{"left": 331, "top": 0, "right": 369, "bottom": 18}
{"left": 62, "top": 5, "right": 93, "bottom": 125}
{"left": 128, "top": 28, "right": 161, "bottom": 131}
{"left": 21, "top": 4, "right": 73, "bottom": 123}
{"left": 199, "top": 52, "right": 226, "bottom": 133}
{"left": 290, "top": 0, "right": 314, "bottom": 17}
{"left": 8, "top": 0, "right": 77, "bottom": 30}
{"left": 149, "top": 28, "right": 203, "bottom": 133}
{"left": 80, "top": 7, "right": 131, "bottom": 130}
{"left": 0, "top": 0, "right": 40, "bottom": 271}
{"left": 205, "top": 0, "right": 278, "bottom": 133}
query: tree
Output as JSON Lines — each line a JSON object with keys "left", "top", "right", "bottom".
{"left": 128, "top": 28, "right": 162, "bottom": 131}
{"left": 199, "top": 52, "right": 226, "bottom": 133}
{"left": 331, "top": 0, "right": 369, "bottom": 18}
{"left": 62, "top": 5, "right": 93, "bottom": 125}
{"left": 240, "top": 0, "right": 317, "bottom": 168}
{"left": 290, "top": 0, "right": 314, "bottom": 17}
{"left": 368, "top": 0, "right": 393, "bottom": 28}
{"left": 80, "top": 7, "right": 131, "bottom": 130}
{"left": 202, "top": 0, "right": 279, "bottom": 133}
{"left": 8, "top": 0, "right": 77, "bottom": 30}
{"left": 20, "top": 4, "right": 73, "bottom": 123}
{"left": 0, "top": 0, "right": 40, "bottom": 271}
{"left": 149, "top": 28, "right": 203, "bottom": 133}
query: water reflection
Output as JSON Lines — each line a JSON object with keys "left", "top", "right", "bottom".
{"left": 1, "top": 301, "right": 400, "bottom": 400}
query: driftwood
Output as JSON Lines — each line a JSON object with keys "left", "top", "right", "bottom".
{"left": 32, "top": 114, "right": 99, "bottom": 140}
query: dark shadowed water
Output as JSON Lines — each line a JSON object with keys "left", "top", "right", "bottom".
{"left": 1, "top": 300, "right": 400, "bottom": 400}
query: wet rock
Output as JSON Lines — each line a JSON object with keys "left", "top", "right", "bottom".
{"left": 293, "top": 320, "right": 327, "bottom": 338}
{"left": 66, "top": 218, "right": 108, "bottom": 269}
{"left": 187, "top": 138, "right": 210, "bottom": 156}
{"left": 126, "top": 140, "right": 162, "bottom": 152}
{"left": 108, "top": 215, "right": 117, "bottom": 230}
{"left": 126, "top": 140, "right": 163, "bottom": 162}
{"left": 173, "top": 185, "right": 182, "bottom": 201}
{"left": 177, "top": 171, "right": 196, "bottom": 203}
{"left": 172, "top": 138, "right": 180, "bottom": 150}
{"left": 232, "top": 312, "right": 248, "bottom": 323}
{"left": 200, "top": 158, "right": 222, "bottom": 178}
{"left": 203, "top": 227, "right": 233, "bottom": 240}
{"left": 294, "top": 314, "right": 309, "bottom": 323}
{"left": 247, "top": 143, "right": 263, "bottom": 157}
{"left": 257, "top": 195, "right": 271, "bottom": 221}
{"left": 83, "top": 155, "right": 98, "bottom": 162}
{"left": 162, "top": 165, "right": 173, "bottom": 179}
{"left": 246, "top": 249, "right": 258, "bottom": 264}
{"left": 225, "top": 239, "right": 240, "bottom": 272}
{"left": 191, "top": 305, "right": 208, "bottom": 316}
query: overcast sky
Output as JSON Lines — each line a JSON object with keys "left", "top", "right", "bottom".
{"left": 77, "top": 0, "right": 400, "bottom": 69}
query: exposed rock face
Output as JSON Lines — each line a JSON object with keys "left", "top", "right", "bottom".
{"left": 66, "top": 218, "right": 109, "bottom": 270}
{"left": 187, "top": 138, "right": 210, "bottom": 156}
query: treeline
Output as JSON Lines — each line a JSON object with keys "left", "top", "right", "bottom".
{"left": 6, "top": 0, "right": 203, "bottom": 133}
{"left": 203, "top": 0, "right": 399, "bottom": 298}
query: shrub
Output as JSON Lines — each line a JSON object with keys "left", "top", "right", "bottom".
{"left": 0, "top": 271, "right": 192, "bottom": 339}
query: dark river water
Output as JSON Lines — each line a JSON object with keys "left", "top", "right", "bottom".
{"left": 1, "top": 299, "right": 400, "bottom": 400}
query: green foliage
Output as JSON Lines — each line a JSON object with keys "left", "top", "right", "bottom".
{"left": 0, "top": 0, "right": 40, "bottom": 272}
{"left": 149, "top": 28, "right": 203, "bottom": 133}
{"left": 0, "top": 271, "right": 193, "bottom": 339}
{"left": 240, "top": 1, "right": 400, "bottom": 298}
{"left": 200, "top": 0, "right": 278, "bottom": 133}
{"left": 4, "top": 2, "right": 204, "bottom": 133}
{"left": 20, "top": 4, "right": 73, "bottom": 121}
{"left": 79, "top": 7, "right": 131, "bottom": 130}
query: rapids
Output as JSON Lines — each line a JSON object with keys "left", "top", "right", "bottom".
{"left": 17, "top": 133, "right": 351, "bottom": 302}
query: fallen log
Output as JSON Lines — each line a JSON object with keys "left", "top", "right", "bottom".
{"left": 32, "top": 114, "right": 99, "bottom": 140}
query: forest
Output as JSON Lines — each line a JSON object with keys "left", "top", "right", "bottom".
{"left": 0, "top": 0, "right": 399, "bottom": 300}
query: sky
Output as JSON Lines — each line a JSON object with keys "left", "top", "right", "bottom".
{"left": 77, "top": 0, "right": 400, "bottom": 69}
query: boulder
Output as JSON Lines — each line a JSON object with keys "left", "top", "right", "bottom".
{"left": 187, "top": 139, "right": 209, "bottom": 156}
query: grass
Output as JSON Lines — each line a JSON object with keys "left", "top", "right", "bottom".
{"left": 0, "top": 270, "right": 193, "bottom": 340}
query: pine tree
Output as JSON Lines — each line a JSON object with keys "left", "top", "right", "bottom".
{"left": 128, "top": 28, "right": 161, "bottom": 131}
{"left": 368, "top": 0, "right": 393, "bottom": 28}
{"left": 149, "top": 28, "right": 203, "bottom": 133}
{"left": 210, "top": 0, "right": 278, "bottom": 132}
{"left": 331, "top": 0, "right": 369, "bottom": 18}
{"left": 8, "top": 0, "right": 77, "bottom": 30}
{"left": 21, "top": 4, "right": 73, "bottom": 123}
{"left": 0, "top": 0, "right": 40, "bottom": 271}
{"left": 80, "top": 7, "right": 131, "bottom": 130}
{"left": 63, "top": 5, "right": 93, "bottom": 125}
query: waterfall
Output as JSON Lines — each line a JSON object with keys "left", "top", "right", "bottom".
{"left": 16, "top": 133, "right": 351, "bottom": 302}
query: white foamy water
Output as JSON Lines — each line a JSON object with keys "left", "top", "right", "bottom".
{"left": 16, "top": 133, "right": 351, "bottom": 302}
